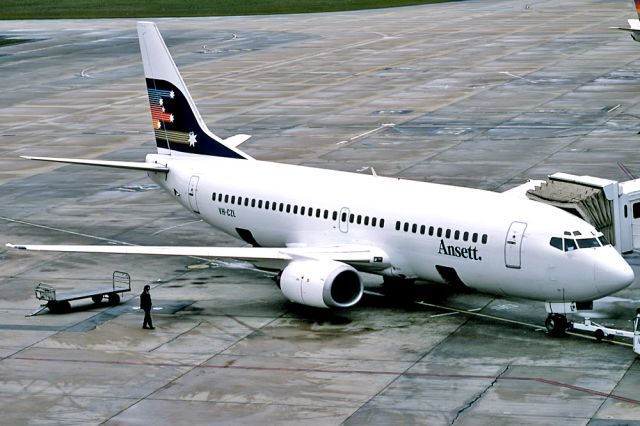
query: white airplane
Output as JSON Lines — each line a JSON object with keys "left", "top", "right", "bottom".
{"left": 611, "top": 0, "right": 640, "bottom": 41}
{"left": 7, "top": 22, "right": 635, "bottom": 335}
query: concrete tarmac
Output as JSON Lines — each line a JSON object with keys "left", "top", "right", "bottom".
{"left": 1, "top": 0, "right": 640, "bottom": 424}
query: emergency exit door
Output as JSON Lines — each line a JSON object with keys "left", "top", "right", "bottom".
{"left": 505, "top": 221, "right": 527, "bottom": 269}
{"left": 188, "top": 175, "right": 200, "bottom": 214}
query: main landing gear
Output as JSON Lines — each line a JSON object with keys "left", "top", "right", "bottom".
{"left": 545, "top": 313, "right": 568, "bottom": 336}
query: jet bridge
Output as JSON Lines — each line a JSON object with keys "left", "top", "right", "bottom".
{"left": 526, "top": 172, "right": 640, "bottom": 254}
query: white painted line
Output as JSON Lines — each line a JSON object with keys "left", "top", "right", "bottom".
{"left": 335, "top": 123, "right": 395, "bottom": 145}
{"left": 152, "top": 219, "right": 203, "bottom": 235}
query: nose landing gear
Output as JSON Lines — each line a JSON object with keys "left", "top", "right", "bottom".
{"left": 545, "top": 313, "right": 568, "bottom": 336}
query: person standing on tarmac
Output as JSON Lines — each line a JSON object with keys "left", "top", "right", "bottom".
{"left": 140, "top": 285, "right": 154, "bottom": 329}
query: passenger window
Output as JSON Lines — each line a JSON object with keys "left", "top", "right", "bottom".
{"left": 481, "top": 234, "right": 488, "bottom": 244}
{"left": 279, "top": 203, "right": 284, "bottom": 212}
{"left": 231, "top": 196, "right": 236, "bottom": 204}
{"left": 472, "top": 233, "right": 478, "bottom": 243}
{"left": 550, "top": 237, "right": 563, "bottom": 251}
{"left": 301, "top": 207, "right": 306, "bottom": 215}
{"left": 244, "top": 198, "right": 249, "bottom": 207}
{"left": 308, "top": 208, "right": 313, "bottom": 217}
{"left": 454, "top": 230, "right": 460, "bottom": 240}
{"left": 404, "top": 223, "right": 409, "bottom": 232}
{"left": 349, "top": 213, "right": 354, "bottom": 223}
{"left": 286, "top": 204, "right": 291, "bottom": 213}
{"left": 218, "top": 194, "right": 223, "bottom": 202}
{"left": 273, "top": 203, "right": 277, "bottom": 211}
{"left": 372, "top": 217, "right": 377, "bottom": 227}
{"left": 576, "top": 238, "right": 600, "bottom": 249}
{"left": 212, "top": 192, "right": 216, "bottom": 201}
{"left": 316, "top": 209, "right": 321, "bottom": 218}
{"left": 564, "top": 238, "right": 577, "bottom": 252}
{"left": 333, "top": 211, "right": 338, "bottom": 221}
{"left": 238, "top": 196, "right": 242, "bottom": 205}
{"left": 364, "top": 216, "right": 369, "bottom": 226}
{"left": 445, "top": 229, "right": 451, "bottom": 239}
{"left": 429, "top": 226, "right": 434, "bottom": 236}
{"left": 396, "top": 221, "right": 401, "bottom": 231}
{"left": 324, "top": 210, "right": 329, "bottom": 219}
{"left": 380, "top": 218, "right": 385, "bottom": 228}
{"left": 463, "top": 231, "right": 469, "bottom": 241}
{"left": 412, "top": 224, "right": 417, "bottom": 233}
{"left": 437, "top": 228, "right": 443, "bottom": 237}
{"left": 251, "top": 199, "right": 256, "bottom": 207}
{"left": 357, "top": 215, "right": 362, "bottom": 224}
{"left": 342, "top": 212, "right": 347, "bottom": 222}
{"left": 224, "top": 195, "right": 229, "bottom": 203}
{"left": 420, "top": 225, "right": 425, "bottom": 235}
{"left": 293, "top": 205, "right": 298, "bottom": 214}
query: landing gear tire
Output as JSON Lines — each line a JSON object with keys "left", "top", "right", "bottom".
{"left": 92, "top": 294, "right": 103, "bottom": 304}
{"left": 545, "top": 314, "right": 567, "bottom": 336}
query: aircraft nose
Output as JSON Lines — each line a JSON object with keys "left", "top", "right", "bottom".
{"left": 595, "top": 250, "right": 635, "bottom": 295}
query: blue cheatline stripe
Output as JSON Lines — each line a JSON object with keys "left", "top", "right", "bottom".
{"left": 147, "top": 88, "right": 174, "bottom": 104}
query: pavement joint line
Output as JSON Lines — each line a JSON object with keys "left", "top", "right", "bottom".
{"left": 8, "top": 354, "right": 640, "bottom": 405}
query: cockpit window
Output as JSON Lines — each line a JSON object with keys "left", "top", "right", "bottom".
{"left": 564, "top": 239, "right": 577, "bottom": 252}
{"left": 576, "top": 238, "right": 600, "bottom": 249}
{"left": 552, "top": 233, "right": 607, "bottom": 252}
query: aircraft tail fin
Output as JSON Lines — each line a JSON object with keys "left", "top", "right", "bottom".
{"left": 636, "top": 0, "right": 640, "bottom": 19}
{"left": 137, "top": 22, "right": 251, "bottom": 159}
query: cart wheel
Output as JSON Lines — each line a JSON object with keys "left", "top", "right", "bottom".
{"left": 92, "top": 294, "right": 103, "bottom": 304}
{"left": 594, "top": 329, "right": 605, "bottom": 342}
{"left": 108, "top": 293, "right": 120, "bottom": 305}
{"left": 49, "top": 300, "right": 71, "bottom": 314}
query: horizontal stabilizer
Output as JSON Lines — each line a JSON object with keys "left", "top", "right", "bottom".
{"left": 223, "top": 134, "right": 252, "bottom": 148}
{"left": 21, "top": 156, "right": 169, "bottom": 172}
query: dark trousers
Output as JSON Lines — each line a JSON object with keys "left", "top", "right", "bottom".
{"left": 143, "top": 309, "right": 153, "bottom": 328}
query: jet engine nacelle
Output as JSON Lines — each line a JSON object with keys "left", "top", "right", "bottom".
{"left": 279, "top": 260, "right": 363, "bottom": 309}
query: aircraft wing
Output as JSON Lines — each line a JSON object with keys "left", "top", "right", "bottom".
{"left": 21, "top": 156, "right": 169, "bottom": 172}
{"left": 5, "top": 243, "right": 389, "bottom": 271}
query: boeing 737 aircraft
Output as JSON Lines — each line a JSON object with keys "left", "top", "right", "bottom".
{"left": 7, "top": 22, "right": 635, "bottom": 335}
{"left": 612, "top": 0, "right": 640, "bottom": 41}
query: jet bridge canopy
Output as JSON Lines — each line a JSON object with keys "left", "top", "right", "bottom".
{"left": 525, "top": 172, "right": 640, "bottom": 253}
{"left": 526, "top": 175, "right": 616, "bottom": 246}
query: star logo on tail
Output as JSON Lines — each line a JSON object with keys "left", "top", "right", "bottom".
{"left": 188, "top": 131, "right": 197, "bottom": 147}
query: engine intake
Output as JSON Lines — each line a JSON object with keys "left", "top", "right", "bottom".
{"left": 279, "top": 260, "right": 363, "bottom": 308}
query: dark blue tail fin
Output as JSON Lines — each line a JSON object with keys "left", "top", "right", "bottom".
{"left": 137, "top": 22, "right": 250, "bottom": 159}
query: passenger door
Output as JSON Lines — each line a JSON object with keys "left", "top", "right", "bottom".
{"left": 505, "top": 221, "right": 527, "bottom": 269}
{"left": 188, "top": 175, "right": 200, "bottom": 214}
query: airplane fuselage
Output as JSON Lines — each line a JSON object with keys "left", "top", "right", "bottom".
{"left": 146, "top": 153, "right": 633, "bottom": 303}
